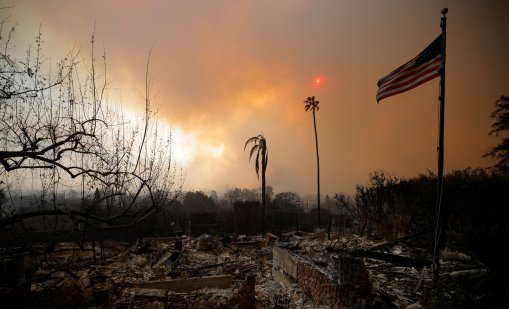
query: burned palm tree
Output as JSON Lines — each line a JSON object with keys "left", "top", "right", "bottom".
{"left": 244, "top": 134, "right": 268, "bottom": 232}
{"left": 304, "top": 96, "right": 321, "bottom": 227}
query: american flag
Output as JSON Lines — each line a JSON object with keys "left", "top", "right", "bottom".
{"left": 376, "top": 35, "right": 442, "bottom": 102}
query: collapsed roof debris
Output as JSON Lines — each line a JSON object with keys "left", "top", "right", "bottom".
{"left": 1, "top": 231, "right": 480, "bottom": 308}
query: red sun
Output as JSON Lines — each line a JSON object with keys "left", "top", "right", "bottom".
{"left": 312, "top": 75, "right": 326, "bottom": 88}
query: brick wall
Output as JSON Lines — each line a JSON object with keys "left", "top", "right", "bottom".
{"left": 273, "top": 247, "right": 373, "bottom": 308}
{"left": 298, "top": 261, "right": 340, "bottom": 308}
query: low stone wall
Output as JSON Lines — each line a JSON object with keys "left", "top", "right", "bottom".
{"left": 273, "top": 247, "right": 372, "bottom": 308}
{"left": 298, "top": 260, "right": 340, "bottom": 308}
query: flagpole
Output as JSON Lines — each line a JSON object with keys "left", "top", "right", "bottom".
{"left": 433, "top": 7, "right": 447, "bottom": 283}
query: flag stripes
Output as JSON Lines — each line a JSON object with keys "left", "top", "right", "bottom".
{"left": 377, "top": 35, "right": 442, "bottom": 102}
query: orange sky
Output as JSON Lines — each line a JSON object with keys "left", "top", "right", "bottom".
{"left": 9, "top": 0, "right": 509, "bottom": 196}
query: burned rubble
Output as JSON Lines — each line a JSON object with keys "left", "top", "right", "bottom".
{"left": 0, "top": 228, "right": 482, "bottom": 309}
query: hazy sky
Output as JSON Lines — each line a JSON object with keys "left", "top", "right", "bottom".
{"left": 8, "top": 0, "right": 509, "bottom": 196}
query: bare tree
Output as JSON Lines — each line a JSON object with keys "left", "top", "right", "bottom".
{"left": 0, "top": 17, "right": 182, "bottom": 232}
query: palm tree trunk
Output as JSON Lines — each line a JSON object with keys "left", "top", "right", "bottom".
{"left": 313, "top": 109, "right": 321, "bottom": 227}
{"left": 261, "top": 157, "right": 266, "bottom": 233}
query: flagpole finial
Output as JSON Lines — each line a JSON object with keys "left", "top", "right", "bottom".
{"left": 441, "top": 8, "right": 448, "bottom": 16}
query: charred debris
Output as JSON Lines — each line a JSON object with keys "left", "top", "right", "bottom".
{"left": 1, "top": 223, "right": 483, "bottom": 308}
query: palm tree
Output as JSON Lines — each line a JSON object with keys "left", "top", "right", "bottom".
{"left": 244, "top": 134, "right": 268, "bottom": 232}
{"left": 304, "top": 96, "right": 321, "bottom": 227}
